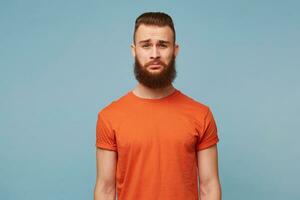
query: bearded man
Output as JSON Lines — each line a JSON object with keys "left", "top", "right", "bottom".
{"left": 94, "top": 12, "right": 222, "bottom": 200}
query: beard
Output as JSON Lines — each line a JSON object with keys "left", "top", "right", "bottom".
{"left": 133, "top": 55, "right": 177, "bottom": 89}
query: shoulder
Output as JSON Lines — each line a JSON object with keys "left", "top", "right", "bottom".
{"left": 97, "top": 91, "right": 131, "bottom": 119}
{"left": 177, "top": 91, "right": 211, "bottom": 114}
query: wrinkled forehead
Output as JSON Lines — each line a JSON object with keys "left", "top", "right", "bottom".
{"left": 135, "top": 24, "right": 174, "bottom": 43}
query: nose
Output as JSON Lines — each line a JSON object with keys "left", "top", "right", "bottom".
{"left": 150, "top": 46, "right": 160, "bottom": 59}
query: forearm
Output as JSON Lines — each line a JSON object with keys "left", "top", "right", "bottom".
{"left": 199, "top": 180, "right": 221, "bottom": 200}
{"left": 94, "top": 181, "right": 116, "bottom": 200}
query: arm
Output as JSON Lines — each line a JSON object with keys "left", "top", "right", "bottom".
{"left": 94, "top": 148, "right": 117, "bottom": 200}
{"left": 197, "top": 144, "right": 221, "bottom": 200}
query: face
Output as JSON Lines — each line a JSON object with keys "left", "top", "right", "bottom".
{"left": 131, "top": 24, "right": 179, "bottom": 89}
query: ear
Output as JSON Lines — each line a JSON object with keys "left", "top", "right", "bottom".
{"left": 174, "top": 43, "right": 179, "bottom": 57}
{"left": 131, "top": 43, "right": 136, "bottom": 57}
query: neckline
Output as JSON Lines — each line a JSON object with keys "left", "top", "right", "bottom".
{"left": 129, "top": 88, "right": 181, "bottom": 103}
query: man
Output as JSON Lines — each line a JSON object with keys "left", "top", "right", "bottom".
{"left": 94, "top": 12, "right": 221, "bottom": 200}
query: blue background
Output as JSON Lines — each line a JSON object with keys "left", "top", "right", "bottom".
{"left": 1, "top": 0, "right": 299, "bottom": 199}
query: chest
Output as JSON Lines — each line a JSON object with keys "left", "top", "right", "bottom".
{"left": 115, "top": 112, "right": 198, "bottom": 153}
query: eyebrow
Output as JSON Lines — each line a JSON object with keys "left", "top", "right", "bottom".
{"left": 138, "top": 39, "right": 171, "bottom": 44}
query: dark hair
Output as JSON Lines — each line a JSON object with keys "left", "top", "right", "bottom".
{"left": 133, "top": 12, "right": 176, "bottom": 44}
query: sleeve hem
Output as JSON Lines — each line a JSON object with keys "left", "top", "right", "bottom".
{"left": 96, "top": 142, "right": 117, "bottom": 152}
{"left": 197, "top": 137, "right": 219, "bottom": 151}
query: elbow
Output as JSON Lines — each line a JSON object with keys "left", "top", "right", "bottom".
{"left": 199, "top": 178, "right": 222, "bottom": 200}
{"left": 94, "top": 179, "right": 116, "bottom": 200}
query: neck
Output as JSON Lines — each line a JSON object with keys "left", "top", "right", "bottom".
{"left": 132, "top": 83, "right": 176, "bottom": 99}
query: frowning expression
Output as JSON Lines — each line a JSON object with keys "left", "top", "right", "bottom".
{"left": 131, "top": 24, "right": 179, "bottom": 74}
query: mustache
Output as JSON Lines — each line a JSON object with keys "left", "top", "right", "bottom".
{"left": 144, "top": 60, "right": 167, "bottom": 67}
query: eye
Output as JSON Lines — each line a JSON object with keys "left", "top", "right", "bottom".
{"left": 142, "top": 44, "right": 151, "bottom": 48}
{"left": 158, "top": 43, "right": 168, "bottom": 48}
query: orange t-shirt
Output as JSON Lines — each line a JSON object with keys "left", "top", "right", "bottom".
{"left": 96, "top": 89, "right": 219, "bottom": 200}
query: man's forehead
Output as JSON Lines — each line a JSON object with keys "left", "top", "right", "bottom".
{"left": 135, "top": 24, "right": 174, "bottom": 43}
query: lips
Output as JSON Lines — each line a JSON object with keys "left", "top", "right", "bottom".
{"left": 148, "top": 61, "right": 162, "bottom": 68}
{"left": 148, "top": 64, "right": 162, "bottom": 70}
{"left": 150, "top": 64, "right": 161, "bottom": 67}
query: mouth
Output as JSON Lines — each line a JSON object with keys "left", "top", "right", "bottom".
{"left": 149, "top": 64, "right": 161, "bottom": 68}
{"left": 148, "top": 61, "right": 163, "bottom": 69}
{"left": 148, "top": 65, "right": 163, "bottom": 72}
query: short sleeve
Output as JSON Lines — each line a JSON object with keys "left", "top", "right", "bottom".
{"left": 95, "top": 112, "right": 117, "bottom": 151}
{"left": 196, "top": 107, "right": 219, "bottom": 151}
